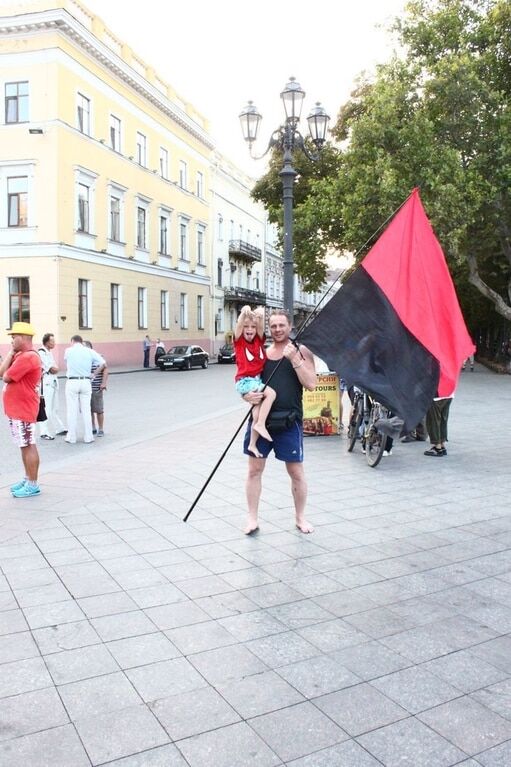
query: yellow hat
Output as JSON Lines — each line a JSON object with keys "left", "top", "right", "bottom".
{"left": 8, "top": 322, "right": 36, "bottom": 337}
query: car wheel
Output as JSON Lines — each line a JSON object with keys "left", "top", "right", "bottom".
{"left": 184, "top": 359, "right": 191, "bottom": 370}
{"left": 202, "top": 358, "right": 208, "bottom": 369}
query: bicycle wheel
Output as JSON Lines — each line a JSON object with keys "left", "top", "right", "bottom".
{"left": 366, "top": 403, "right": 388, "bottom": 468}
{"left": 347, "top": 396, "right": 363, "bottom": 452}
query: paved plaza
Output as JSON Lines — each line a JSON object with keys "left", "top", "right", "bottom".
{"left": 0, "top": 364, "right": 510, "bottom": 766}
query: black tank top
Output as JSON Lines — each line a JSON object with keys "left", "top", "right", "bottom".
{"left": 262, "top": 357, "right": 303, "bottom": 418}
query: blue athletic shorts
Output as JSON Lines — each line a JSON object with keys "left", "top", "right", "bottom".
{"left": 243, "top": 419, "right": 304, "bottom": 463}
{"left": 235, "top": 375, "right": 263, "bottom": 395}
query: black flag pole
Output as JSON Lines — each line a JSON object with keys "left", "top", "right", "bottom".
{"left": 183, "top": 194, "right": 411, "bottom": 523}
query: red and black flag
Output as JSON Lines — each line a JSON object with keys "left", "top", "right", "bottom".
{"left": 299, "top": 189, "right": 475, "bottom": 432}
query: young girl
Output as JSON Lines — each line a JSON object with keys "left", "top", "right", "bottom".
{"left": 234, "top": 305, "right": 276, "bottom": 458}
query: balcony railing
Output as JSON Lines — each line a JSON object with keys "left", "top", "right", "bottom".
{"left": 223, "top": 286, "right": 266, "bottom": 305}
{"left": 228, "top": 239, "right": 262, "bottom": 262}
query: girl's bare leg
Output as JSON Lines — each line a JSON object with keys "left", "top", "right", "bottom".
{"left": 252, "top": 386, "right": 276, "bottom": 442}
{"left": 247, "top": 404, "right": 263, "bottom": 457}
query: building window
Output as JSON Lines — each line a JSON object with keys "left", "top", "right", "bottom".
{"left": 197, "top": 225, "right": 205, "bottom": 265}
{"left": 180, "top": 292, "right": 188, "bottom": 329}
{"left": 78, "top": 278, "right": 91, "bottom": 329}
{"left": 217, "top": 214, "right": 223, "bottom": 241}
{"left": 77, "top": 93, "right": 90, "bottom": 135}
{"left": 136, "top": 132, "right": 146, "bottom": 166}
{"left": 5, "top": 81, "right": 28, "bottom": 124}
{"left": 110, "top": 196, "right": 120, "bottom": 241}
{"left": 230, "top": 219, "right": 235, "bottom": 239}
{"left": 137, "top": 206, "right": 146, "bottom": 249}
{"left": 8, "top": 277, "right": 30, "bottom": 326}
{"left": 197, "top": 295, "right": 204, "bottom": 330}
{"left": 179, "top": 160, "right": 187, "bottom": 189}
{"left": 179, "top": 219, "right": 188, "bottom": 260}
{"left": 77, "top": 184, "right": 90, "bottom": 232}
{"left": 159, "top": 215, "right": 168, "bottom": 255}
{"left": 217, "top": 258, "right": 223, "bottom": 286}
{"left": 159, "top": 147, "right": 168, "bottom": 179}
{"left": 110, "top": 115, "right": 121, "bottom": 151}
{"left": 196, "top": 171, "right": 204, "bottom": 198}
{"left": 160, "top": 290, "right": 169, "bottom": 329}
{"left": 7, "top": 177, "right": 28, "bottom": 227}
{"left": 110, "top": 283, "right": 122, "bottom": 328}
{"left": 138, "top": 287, "right": 147, "bottom": 329}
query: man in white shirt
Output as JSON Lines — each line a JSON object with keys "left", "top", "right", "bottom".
{"left": 64, "top": 335, "right": 105, "bottom": 444}
{"left": 38, "top": 332, "right": 66, "bottom": 440}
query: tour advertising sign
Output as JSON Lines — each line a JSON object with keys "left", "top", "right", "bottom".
{"left": 303, "top": 373, "right": 341, "bottom": 436}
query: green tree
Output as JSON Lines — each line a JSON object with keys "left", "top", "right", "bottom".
{"left": 255, "top": 0, "right": 511, "bottom": 321}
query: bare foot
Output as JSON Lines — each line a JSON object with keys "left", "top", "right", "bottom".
{"left": 247, "top": 444, "right": 263, "bottom": 458}
{"left": 243, "top": 518, "right": 260, "bottom": 535}
{"left": 253, "top": 422, "right": 273, "bottom": 442}
{"left": 296, "top": 518, "right": 314, "bottom": 534}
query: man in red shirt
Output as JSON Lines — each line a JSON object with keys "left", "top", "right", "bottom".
{"left": 1, "top": 322, "right": 42, "bottom": 497}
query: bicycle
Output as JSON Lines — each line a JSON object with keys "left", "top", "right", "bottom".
{"left": 347, "top": 387, "right": 389, "bottom": 468}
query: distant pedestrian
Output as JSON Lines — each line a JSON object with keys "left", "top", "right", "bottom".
{"left": 154, "top": 339, "right": 166, "bottom": 367}
{"left": 462, "top": 354, "right": 474, "bottom": 372}
{"left": 64, "top": 335, "right": 105, "bottom": 444}
{"left": 38, "top": 332, "right": 66, "bottom": 439}
{"left": 0, "top": 322, "right": 42, "bottom": 497}
{"left": 143, "top": 335, "right": 151, "bottom": 368}
{"left": 85, "top": 341, "right": 108, "bottom": 436}
{"left": 424, "top": 395, "right": 453, "bottom": 457}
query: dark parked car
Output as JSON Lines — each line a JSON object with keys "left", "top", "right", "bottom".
{"left": 157, "top": 345, "right": 209, "bottom": 371}
{"left": 217, "top": 344, "right": 236, "bottom": 364}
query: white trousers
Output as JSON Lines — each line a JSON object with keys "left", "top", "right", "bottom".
{"left": 39, "top": 377, "right": 65, "bottom": 437}
{"left": 65, "top": 379, "right": 93, "bottom": 442}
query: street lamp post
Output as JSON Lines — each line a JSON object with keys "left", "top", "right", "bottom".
{"left": 239, "top": 78, "right": 329, "bottom": 320}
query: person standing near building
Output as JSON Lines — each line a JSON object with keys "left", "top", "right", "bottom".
{"left": 38, "top": 332, "right": 66, "bottom": 440}
{"left": 143, "top": 335, "right": 152, "bottom": 368}
{"left": 85, "top": 341, "right": 108, "bottom": 436}
{"left": 0, "top": 322, "right": 42, "bottom": 497}
{"left": 64, "top": 335, "right": 105, "bottom": 444}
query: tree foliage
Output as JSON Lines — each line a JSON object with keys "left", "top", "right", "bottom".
{"left": 253, "top": 0, "right": 511, "bottom": 322}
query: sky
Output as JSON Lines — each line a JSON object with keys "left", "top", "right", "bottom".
{"left": 74, "top": 0, "right": 406, "bottom": 176}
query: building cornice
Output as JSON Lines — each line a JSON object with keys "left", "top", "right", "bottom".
{"left": 0, "top": 7, "right": 214, "bottom": 150}
{"left": 0, "top": 241, "right": 211, "bottom": 286}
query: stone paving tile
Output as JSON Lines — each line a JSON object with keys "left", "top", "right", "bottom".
{"left": 357, "top": 716, "right": 468, "bottom": 767}
{"left": 0, "top": 687, "right": 69, "bottom": 742}
{"left": 276, "top": 654, "right": 360, "bottom": 699}
{"left": 73, "top": 703, "right": 170, "bottom": 765}
{"left": 187, "top": 643, "right": 268, "bottom": 685}
{"left": 477, "top": 741, "right": 511, "bottom": 765}
{"left": 285, "top": 739, "right": 384, "bottom": 766}
{"left": 371, "top": 665, "right": 463, "bottom": 714}
{"left": 470, "top": 637, "right": 511, "bottom": 674}
{"left": 218, "top": 669, "right": 305, "bottom": 718}
{"left": 241, "top": 581, "right": 305, "bottom": 608}
{"left": 144, "top": 600, "right": 211, "bottom": 630}
{"left": 150, "top": 685, "right": 240, "bottom": 740}
{"left": 176, "top": 720, "right": 282, "bottom": 767}
{"left": 165, "top": 619, "right": 237, "bottom": 654}
{"left": 76, "top": 591, "right": 139, "bottom": 619}
{"left": 107, "top": 631, "right": 181, "bottom": 669}
{"left": 472, "top": 679, "right": 511, "bottom": 720}
{"left": 0, "top": 630, "right": 40, "bottom": 663}
{"left": 329, "top": 639, "right": 411, "bottom": 680}
{"left": 265, "top": 599, "right": 335, "bottom": 629}
{"left": 418, "top": 696, "right": 511, "bottom": 754}
{"left": 246, "top": 630, "right": 321, "bottom": 669}
{"left": 423, "top": 649, "right": 509, "bottom": 693}
{"left": 100, "top": 743, "right": 189, "bottom": 766}
{"left": 249, "top": 700, "right": 348, "bottom": 762}
{"left": 58, "top": 670, "right": 143, "bottom": 720}
{"left": 218, "top": 608, "right": 287, "bottom": 641}
{"left": 125, "top": 657, "right": 209, "bottom": 701}
{"left": 194, "top": 590, "right": 259, "bottom": 618}
{"left": 44, "top": 643, "right": 119, "bottom": 685}
{"left": 0, "top": 723, "right": 91, "bottom": 767}
{"left": 0, "top": 607, "right": 28, "bottom": 635}
{"left": 90, "top": 610, "right": 158, "bottom": 642}
{"left": 22, "top": 599, "right": 86, "bottom": 630}
{"left": 314, "top": 681, "right": 409, "bottom": 736}
{"left": 0, "top": 656, "right": 53, "bottom": 698}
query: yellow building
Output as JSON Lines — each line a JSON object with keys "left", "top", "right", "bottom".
{"left": 0, "top": 0, "right": 214, "bottom": 365}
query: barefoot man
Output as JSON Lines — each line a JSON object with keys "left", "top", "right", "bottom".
{"left": 243, "top": 310, "right": 316, "bottom": 535}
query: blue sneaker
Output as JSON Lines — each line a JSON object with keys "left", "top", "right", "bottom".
{"left": 10, "top": 479, "right": 26, "bottom": 494}
{"left": 12, "top": 483, "right": 41, "bottom": 498}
